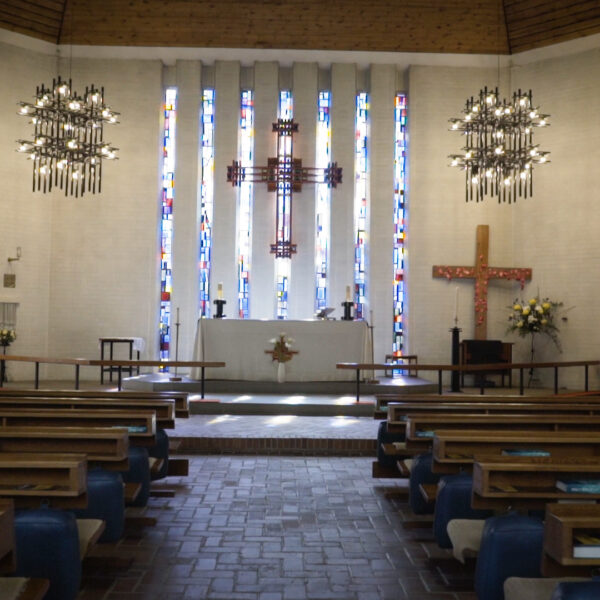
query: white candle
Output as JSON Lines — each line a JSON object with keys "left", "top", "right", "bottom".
{"left": 370, "top": 310, "right": 374, "bottom": 325}
{"left": 346, "top": 285, "right": 351, "bottom": 302}
{"left": 454, "top": 286, "right": 459, "bottom": 322}
{"left": 176, "top": 307, "right": 180, "bottom": 323}
{"left": 217, "top": 282, "right": 223, "bottom": 300}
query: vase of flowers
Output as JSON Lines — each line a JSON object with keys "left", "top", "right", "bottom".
{"left": 0, "top": 329, "right": 16, "bottom": 351}
{"left": 507, "top": 296, "right": 562, "bottom": 385}
{"left": 266, "top": 333, "right": 297, "bottom": 383}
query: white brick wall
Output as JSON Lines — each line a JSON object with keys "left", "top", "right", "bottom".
{"left": 1, "top": 37, "right": 598, "bottom": 389}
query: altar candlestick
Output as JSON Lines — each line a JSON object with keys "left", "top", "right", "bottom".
{"left": 217, "top": 282, "right": 223, "bottom": 300}
{"left": 454, "top": 287, "right": 459, "bottom": 322}
{"left": 346, "top": 285, "right": 352, "bottom": 302}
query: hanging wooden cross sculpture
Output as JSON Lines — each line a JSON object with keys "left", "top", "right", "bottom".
{"left": 227, "top": 118, "right": 342, "bottom": 258}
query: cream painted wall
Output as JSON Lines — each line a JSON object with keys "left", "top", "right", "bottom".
{"left": 0, "top": 36, "right": 598, "bottom": 389}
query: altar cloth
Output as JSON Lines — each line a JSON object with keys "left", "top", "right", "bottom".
{"left": 191, "top": 319, "right": 370, "bottom": 381}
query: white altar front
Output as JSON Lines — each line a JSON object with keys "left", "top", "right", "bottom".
{"left": 191, "top": 319, "right": 370, "bottom": 382}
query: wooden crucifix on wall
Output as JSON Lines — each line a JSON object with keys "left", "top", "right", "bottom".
{"left": 227, "top": 118, "right": 342, "bottom": 258}
{"left": 432, "top": 224, "right": 532, "bottom": 339}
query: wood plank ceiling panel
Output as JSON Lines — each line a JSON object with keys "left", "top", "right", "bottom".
{"left": 504, "top": 0, "right": 600, "bottom": 53}
{"left": 0, "top": 0, "right": 66, "bottom": 42}
{"left": 1, "top": 0, "right": 600, "bottom": 55}
{"left": 61, "top": 0, "right": 509, "bottom": 54}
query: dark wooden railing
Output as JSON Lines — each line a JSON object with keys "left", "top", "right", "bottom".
{"left": 337, "top": 360, "right": 600, "bottom": 402}
{"left": 0, "top": 355, "right": 224, "bottom": 397}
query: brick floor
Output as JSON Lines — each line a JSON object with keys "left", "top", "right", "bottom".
{"left": 79, "top": 456, "right": 478, "bottom": 600}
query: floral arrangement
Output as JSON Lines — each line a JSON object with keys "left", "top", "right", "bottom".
{"left": 507, "top": 296, "right": 562, "bottom": 350}
{"left": 267, "top": 333, "right": 297, "bottom": 363}
{"left": 0, "top": 330, "right": 16, "bottom": 347}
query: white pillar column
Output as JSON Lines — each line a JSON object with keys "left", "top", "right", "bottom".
{"left": 211, "top": 61, "right": 240, "bottom": 317}
{"left": 330, "top": 63, "right": 357, "bottom": 320}
{"left": 289, "top": 62, "right": 318, "bottom": 320}
{"left": 172, "top": 60, "right": 201, "bottom": 360}
{"left": 250, "top": 62, "right": 278, "bottom": 319}
{"left": 369, "top": 64, "right": 396, "bottom": 362}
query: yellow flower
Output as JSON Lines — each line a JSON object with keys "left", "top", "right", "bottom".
{"left": 522, "top": 307, "right": 530, "bottom": 316}
{"left": 516, "top": 321, "right": 523, "bottom": 328}
{"left": 513, "top": 304, "right": 522, "bottom": 311}
{"left": 541, "top": 319, "right": 548, "bottom": 325}
{"left": 542, "top": 302, "right": 551, "bottom": 311}
{"left": 529, "top": 298, "right": 537, "bottom": 306}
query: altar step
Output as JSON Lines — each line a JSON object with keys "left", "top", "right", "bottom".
{"left": 123, "top": 373, "right": 437, "bottom": 397}
{"left": 123, "top": 373, "right": 437, "bottom": 417}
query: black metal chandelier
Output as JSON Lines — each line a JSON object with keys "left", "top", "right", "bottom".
{"left": 449, "top": 86, "right": 550, "bottom": 203}
{"left": 17, "top": 76, "right": 119, "bottom": 197}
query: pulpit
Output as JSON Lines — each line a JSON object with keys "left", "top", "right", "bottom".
{"left": 459, "top": 339, "right": 513, "bottom": 387}
{"left": 191, "top": 319, "right": 370, "bottom": 382}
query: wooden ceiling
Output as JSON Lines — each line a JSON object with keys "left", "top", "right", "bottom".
{"left": 0, "top": 1, "right": 599, "bottom": 55}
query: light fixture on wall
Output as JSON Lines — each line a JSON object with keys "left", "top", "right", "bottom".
{"left": 16, "top": 76, "right": 119, "bottom": 197}
{"left": 449, "top": 86, "right": 550, "bottom": 204}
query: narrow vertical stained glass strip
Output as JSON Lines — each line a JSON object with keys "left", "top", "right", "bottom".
{"left": 160, "top": 87, "right": 177, "bottom": 365}
{"left": 315, "top": 91, "right": 331, "bottom": 312}
{"left": 237, "top": 90, "right": 254, "bottom": 318}
{"left": 393, "top": 93, "right": 407, "bottom": 357}
{"left": 354, "top": 92, "right": 369, "bottom": 320}
{"left": 199, "top": 88, "right": 215, "bottom": 318}
{"left": 275, "top": 90, "right": 293, "bottom": 319}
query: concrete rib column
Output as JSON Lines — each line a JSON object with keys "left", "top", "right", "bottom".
{"left": 250, "top": 62, "right": 278, "bottom": 319}
{"left": 289, "top": 62, "right": 318, "bottom": 320}
{"left": 172, "top": 60, "right": 201, "bottom": 361}
{"left": 330, "top": 63, "right": 357, "bottom": 319}
{"left": 369, "top": 64, "right": 396, "bottom": 362}
{"left": 211, "top": 61, "right": 240, "bottom": 318}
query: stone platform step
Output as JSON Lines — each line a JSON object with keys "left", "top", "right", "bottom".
{"left": 173, "top": 435, "right": 377, "bottom": 456}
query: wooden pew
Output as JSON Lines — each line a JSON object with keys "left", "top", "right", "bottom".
{"left": 0, "top": 388, "right": 190, "bottom": 418}
{"left": 0, "top": 397, "right": 175, "bottom": 429}
{"left": 432, "top": 429, "right": 600, "bottom": 474}
{"left": 0, "top": 499, "right": 49, "bottom": 600}
{"left": 471, "top": 456, "right": 600, "bottom": 510}
{"left": 0, "top": 408, "right": 156, "bottom": 446}
{"left": 0, "top": 453, "right": 88, "bottom": 509}
{"left": 542, "top": 503, "right": 600, "bottom": 577}
{"left": 405, "top": 413, "right": 600, "bottom": 447}
{"left": 0, "top": 426, "right": 129, "bottom": 472}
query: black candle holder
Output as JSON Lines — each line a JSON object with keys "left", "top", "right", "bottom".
{"left": 213, "top": 299, "right": 226, "bottom": 319}
{"left": 341, "top": 301, "right": 354, "bottom": 321}
{"left": 449, "top": 325, "right": 462, "bottom": 392}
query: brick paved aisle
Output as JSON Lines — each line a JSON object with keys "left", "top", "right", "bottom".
{"left": 79, "top": 456, "right": 477, "bottom": 600}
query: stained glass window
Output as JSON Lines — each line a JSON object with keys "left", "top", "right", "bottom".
{"left": 237, "top": 90, "right": 254, "bottom": 318}
{"left": 354, "top": 92, "right": 369, "bottom": 320}
{"left": 275, "top": 90, "right": 293, "bottom": 319}
{"left": 160, "top": 88, "right": 177, "bottom": 363}
{"left": 199, "top": 89, "right": 214, "bottom": 318}
{"left": 393, "top": 93, "right": 407, "bottom": 356}
{"left": 315, "top": 91, "right": 331, "bottom": 311}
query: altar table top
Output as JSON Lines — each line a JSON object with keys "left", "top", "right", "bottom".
{"left": 192, "top": 319, "right": 370, "bottom": 382}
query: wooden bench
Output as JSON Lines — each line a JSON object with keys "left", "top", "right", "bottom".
{"left": 432, "top": 429, "right": 600, "bottom": 474}
{"left": 471, "top": 455, "right": 600, "bottom": 510}
{"left": 0, "top": 389, "right": 190, "bottom": 418}
{"left": 0, "top": 499, "right": 49, "bottom": 600}
{"left": 404, "top": 413, "right": 600, "bottom": 445}
{"left": 542, "top": 503, "right": 600, "bottom": 577}
{"left": 0, "top": 408, "right": 156, "bottom": 446}
{"left": 0, "top": 397, "right": 176, "bottom": 428}
{"left": 0, "top": 453, "right": 88, "bottom": 509}
{"left": 0, "top": 426, "right": 129, "bottom": 471}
